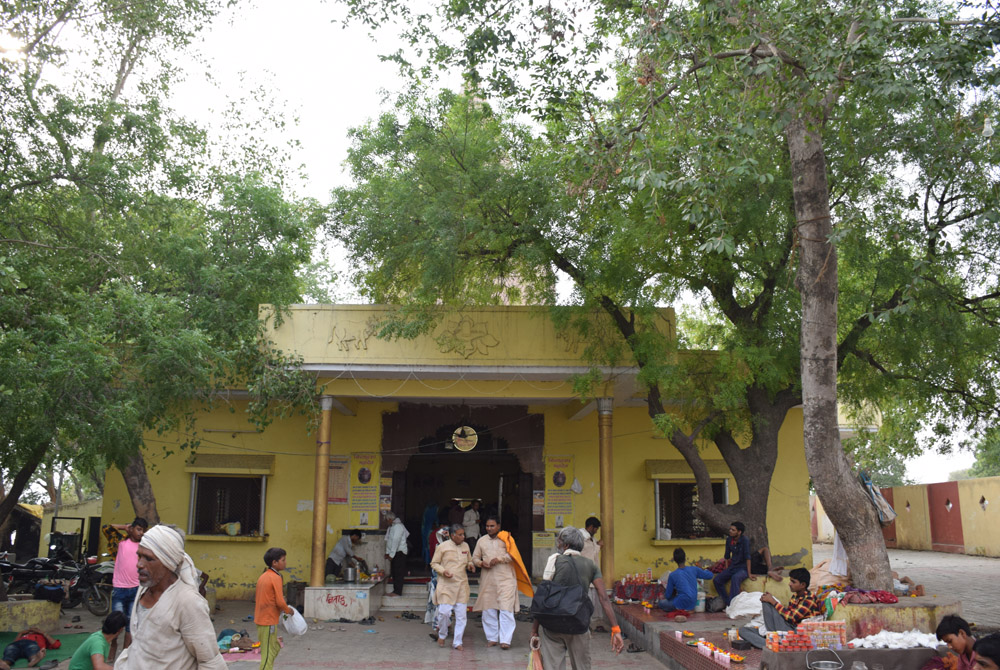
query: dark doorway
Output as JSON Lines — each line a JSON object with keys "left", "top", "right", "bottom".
{"left": 403, "top": 452, "right": 530, "bottom": 573}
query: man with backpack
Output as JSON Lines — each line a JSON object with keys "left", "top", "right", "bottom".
{"left": 530, "top": 527, "right": 624, "bottom": 669}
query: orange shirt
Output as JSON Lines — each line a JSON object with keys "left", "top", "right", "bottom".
{"left": 254, "top": 568, "right": 291, "bottom": 626}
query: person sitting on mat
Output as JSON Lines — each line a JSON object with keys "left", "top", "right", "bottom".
{"left": 657, "top": 548, "right": 713, "bottom": 613}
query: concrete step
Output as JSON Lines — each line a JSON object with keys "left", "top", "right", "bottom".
{"left": 379, "top": 593, "right": 428, "bottom": 611}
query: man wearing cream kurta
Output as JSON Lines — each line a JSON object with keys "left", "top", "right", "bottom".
{"left": 115, "top": 525, "right": 225, "bottom": 670}
{"left": 472, "top": 516, "right": 520, "bottom": 649}
{"left": 430, "top": 525, "right": 475, "bottom": 650}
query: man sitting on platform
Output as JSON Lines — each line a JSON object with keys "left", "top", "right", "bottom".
{"left": 657, "top": 548, "right": 714, "bottom": 614}
{"left": 738, "top": 568, "right": 823, "bottom": 649}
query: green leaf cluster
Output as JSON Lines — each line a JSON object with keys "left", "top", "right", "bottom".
{"left": 1, "top": 0, "right": 324, "bottom": 510}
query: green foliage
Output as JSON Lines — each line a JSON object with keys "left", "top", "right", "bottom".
{"left": 0, "top": 0, "right": 324, "bottom": 510}
{"left": 969, "top": 428, "right": 1000, "bottom": 478}
{"left": 333, "top": 0, "right": 1000, "bottom": 540}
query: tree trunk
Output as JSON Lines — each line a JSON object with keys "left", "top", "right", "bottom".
{"left": 121, "top": 451, "right": 160, "bottom": 524}
{"left": 0, "top": 443, "right": 48, "bottom": 528}
{"left": 787, "top": 115, "right": 892, "bottom": 590}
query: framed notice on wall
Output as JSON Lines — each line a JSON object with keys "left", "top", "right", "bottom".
{"left": 350, "top": 452, "right": 380, "bottom": 528}
{"left": 328, "top": 455, "right": 349, "bottom": 504}
{"left": 545, "top": 455, "right": 574, "bottom": 530}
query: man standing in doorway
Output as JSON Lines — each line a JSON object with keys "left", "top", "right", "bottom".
{"left": 384, "top": 513, "right": 409, "bottom": 597}
{"left": 462, "top": 500, "right": 481, "bottom": 555}
{"left": 430, "top": 525, "right": 474, "bottom": 650}
{"left": 110, "top": 517, "right": 147, "bottom": 654}
{"left": 472, "top": 516, "right": 533, "bottom": 649}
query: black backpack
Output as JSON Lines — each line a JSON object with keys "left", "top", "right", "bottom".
{"left": 529, "top": 555, "right": 594, "bottom": 634}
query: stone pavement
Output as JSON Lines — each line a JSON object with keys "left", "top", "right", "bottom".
{"left": 812, "top": 542, "right": 1000, "bottom": 630}
{"left": 44, "top": 543, "right": 999, "bottom": 668}
{"left": 214, "top": 600, "right": 659, "bottom": 670}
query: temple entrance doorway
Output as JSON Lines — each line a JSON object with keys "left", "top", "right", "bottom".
{"left": 401, "top": 452, "right": 531, "bottom": 573}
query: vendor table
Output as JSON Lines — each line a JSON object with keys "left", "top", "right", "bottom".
{"left": 614, "top": 580, "right": 666, "bottom": 603}
{"left": 760, "top": 646, "right": 940, "bottom": 670}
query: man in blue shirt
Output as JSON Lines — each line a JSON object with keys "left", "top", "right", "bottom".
{"left": 658, "top": 548, "right": 714, "bottom": 613}
{"left": 713, "top": 521, "right": 755, "bottom": 606}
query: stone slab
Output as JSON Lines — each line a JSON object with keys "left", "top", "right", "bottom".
{"left": 0, "top": 600, "right": 61, "bottom": 632}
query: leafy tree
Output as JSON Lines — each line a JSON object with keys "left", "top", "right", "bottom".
{"left": 969, "top": 428, "right": 1000, "bottom": 478}
{"left": 335, "top": 0, "right": 1000, "bottom": 588}
{"left": 0, "top": 0, "right": 324, "bottom": 526}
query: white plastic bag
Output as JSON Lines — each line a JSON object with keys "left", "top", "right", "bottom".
{"left": 281, "top": 609, "right": 307, "bottom": 636}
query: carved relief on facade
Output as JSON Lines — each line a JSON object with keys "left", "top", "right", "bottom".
{"left": 328, "top": 319, "right": 377, "bottom": 352}
{"left": 434, "top": 315, "right": 500, "bottom": 359}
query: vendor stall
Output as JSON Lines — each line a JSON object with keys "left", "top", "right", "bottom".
{"left": 760, "top": 647, "right": 940, "bottom": 670}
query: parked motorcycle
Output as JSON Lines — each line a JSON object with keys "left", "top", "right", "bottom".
{"left": 67, "top": 555, "right": 114, "bottom": 615}
{"left": 1, "top": 551, "right": 69, "bottom": 596}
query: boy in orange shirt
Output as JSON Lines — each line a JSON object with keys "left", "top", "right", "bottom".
{"left": 255, "top": 547, "right": 293, "bottom": 670}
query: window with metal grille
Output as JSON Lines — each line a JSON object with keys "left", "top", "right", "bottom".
{"left": 191, "top": 475, "right": 264, "bottom": 535}
{"left": 656, "top": 481, "right": 727, "bottom": 539}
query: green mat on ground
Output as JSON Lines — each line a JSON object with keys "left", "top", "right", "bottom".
{"left": 0, "top": 631, "right": 92, "bottom": 666}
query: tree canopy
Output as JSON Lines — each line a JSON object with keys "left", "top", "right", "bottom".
{"left": 0, "top": 0, "right": 324, "bottom": 523}
{"left": 334, "top": 0, "right": 1000, "bottom": 587}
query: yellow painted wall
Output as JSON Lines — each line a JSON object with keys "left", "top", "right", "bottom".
{"left": 540, "top": 405, "right": 811, "bottom": 578}
{"left": 265, "top": 304, "right": 675, "bottom": 368}
{"left": 103, "top": 400, "right": 397, "bottom": 600}
{"left": 38, "top": 498, "right": 104, "bottom": 558}
{"left": 102, "top": 306, "right": 811, "bottom": 598}
{"left": 957, "top": 476, "right": 1000, "bottom": 557}
{"left": 890, "top": 485, "right": 932, "bottom": 551}
{"left": 103, "top": 395, "right": 812, "bottom": 599}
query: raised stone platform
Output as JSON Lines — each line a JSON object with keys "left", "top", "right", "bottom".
{"left": 304, "top": 579, "right": 386, "bottom": 621}
{"left": 0, "top": 600, "right": 61, "bottom": 632}
{"left": 830, "top": 596, "right": 962, "bottom": 639}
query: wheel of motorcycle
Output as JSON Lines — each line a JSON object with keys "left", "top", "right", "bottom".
{"left": 86, "top": 586, "right": 112, "bottom": 616}
{"left": 64, "top": 590, "right": 83, "bottom": 609}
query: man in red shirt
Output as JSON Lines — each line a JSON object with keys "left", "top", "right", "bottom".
{"left": 0, "top": 627, "right": 61, "bottom": 669}
{"left": 255, "top": 547, "right": 294, "bottom": 670}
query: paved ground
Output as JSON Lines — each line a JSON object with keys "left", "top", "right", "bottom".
{"left": 48, "top": 543, "right": 1000, "bottom": 667}
{"left": 54, "top": 598, "right": 659, "bottom": 669}
{"left": 813, "top": 542, "right": 1000, "bottom": 630}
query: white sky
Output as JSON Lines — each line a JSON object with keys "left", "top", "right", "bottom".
{"left": 172, "top": 0, "right": 409, "bottom": 200}
{"left": 166, "top": 0, "right": 977, "bottom": 484}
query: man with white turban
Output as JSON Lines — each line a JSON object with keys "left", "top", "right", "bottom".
{"left": 114, "top": 524, "right": 226, "bottom": 670}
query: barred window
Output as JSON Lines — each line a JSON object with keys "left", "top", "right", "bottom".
{"left": 191, "top": 475, "right": 264, "bottom": 535}
{"left": 656, "top": 481, "right": 727, "bottom": 539}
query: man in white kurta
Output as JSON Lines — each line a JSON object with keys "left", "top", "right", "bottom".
{"left": 581, "top": 516, "right": 605, "bottom": 629}
{"left": 114, "top": 525, "right": 225, "bottom": 670}
{"left": 430, "top": 525, "right": 474, "bottom": 649}
{"left": 472, "top": 517, "right": 519, "bottom": 648}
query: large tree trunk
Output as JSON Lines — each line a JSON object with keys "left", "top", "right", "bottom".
{"left": 0, "top": 443, "right": 48, "bottom": 528}
{"left": 787, "top": 115, "right": 892, "bottom": 590}
{"left": 121, "top": 451, "right": 160, "bottom": 524}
